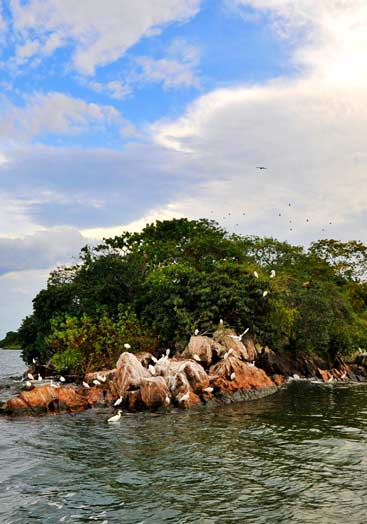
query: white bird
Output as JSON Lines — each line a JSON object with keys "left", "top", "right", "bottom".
{"left": 27, "top": 373, "right": 34, "bottom": 381}
{"left": 166, "top": 349, "right": 170, "bottom": 357}
{"left": 97, "top": 374, "right": 106, "bottom": 383}
{"left": 38, "top": 374, "right": 43, "bottom": 381}
{"left": 254, "top": 271, "right": 259, "bottom": 278}
{"left": 165, "top": 395, "right": 171, "bottom": 406}
{"left": 193, "top": 354, "right": 201, "bottom": 362}
{"left": 230, "top": 372, "right": 236, "bottom": 381}
{"left": 230, "top": 328, "right": 250, "bottom": 341}
{"left": 107, "top": 410, "right": 122, "bottom": 423}
{"left": 59, "top": 376, "right": 66, "bottom": 383}
{"left": 151, "top": 356, "right": 158, "bottom": 364}
{"left": 82, "top": 381, "right": 90, "bottom": 388}
{"left": 114, "top": 396, "right": 123, "bottom": 407}
{"left": 148, "top": 365, "right": 156, "bottom": 375}
{"left": 248, "top": 361, "right": 255, "bottom": 367}
{"left": 93, "top": 379, "right": 101, "bottom": 386}
{"left": 124, "top": 343, "right": 131, "bottom": 349}
{"left": 204, "top": 387, "right": 214, "bottom": 394}
{"left": 25, "top": 381, "right": 32, "bottom": 389}
{"left": 270, "top": 269, "right": 276, "bottom": 278}
{"left": 179, "top": 391, "right": 190, "bottom": 403}
{"left": 224, "top": 349, "right": 234, "bottom": 359}
{"left": 32, "top": 358, "right": 36, "bottom": 364}
{"left": 219, "top": 319, "right": 224, "bottom": 326}
{"left": 194, "top": 329, "right": 199, "bottom": 336}
{"left": 293, "top": 374, "right": 300, "bottom": 380}
{"left": 262, "top": 290, "right": 269, "bottom": 298}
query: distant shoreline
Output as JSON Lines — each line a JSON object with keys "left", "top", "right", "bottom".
{"left": 0, "top": 346, "right": 22, "bottom": 351}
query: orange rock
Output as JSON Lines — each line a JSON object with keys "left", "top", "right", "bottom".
{"left": 210, "top": 357, "right": 274, "bottom": 394}
{"left": 213, "top": 329, "right": 249, "bottom": 360}
{"left": 86, "top": 386, "right": 114, "bottom": 407}
{"left": 127, "top": 389, "right": 143, "bottom": 411}
{"left": 140, "top": 377, "right": 170, "bottom": 410}
{"left": 272, "top": 374, "right": 285, "bottom": 386}
{"left": 318, "top": 368, "right": 333, "bottom": 382}
{"left": 181, "top": 336, "right": 214, "bottom": 366}
{"left": 2, "top": 385, "right": 89, "bottom": 415}
{"left": 183, "top": 361, "right": 210, "bottom": 394}
{"left": 114, "top": 352, "right": 150, "bottom": 398}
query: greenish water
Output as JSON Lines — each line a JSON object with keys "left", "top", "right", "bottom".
{"left": 1, "top": 350, "right": 367, "bottom": 523}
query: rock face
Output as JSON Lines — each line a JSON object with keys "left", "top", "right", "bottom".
{"left": 140, "top": 377, "right": 170, "bottom": 410}
{"left": 0, "top": 385, "right": 89, "bottom": 416}
{"left": 113, "top": 353, "right": 150, "bottom": 399}
{"left": 181, "top": 336, "right": 214, "bottom": 367}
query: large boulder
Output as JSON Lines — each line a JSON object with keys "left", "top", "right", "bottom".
{"left": 181, "top": 336, "right": 214, "bottom": 366}
{"left": 113, "top": 352, "right": 150, "bottom": 398}
{"left": 213, "top": 329, "right": 249, "bottom": 360}
{"left": 210, "top": 356, "right": 275, "bottom": 394}
{"left": 1, "top": 385, "right": 89, "bottom": 416}
{"left": 183, "top": 361, "right": 210, "bottom": 394}
{"left": 140, "top": 377, "right": 171, "bottom": 410}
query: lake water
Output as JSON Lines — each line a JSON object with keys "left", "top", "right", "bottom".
{"left": 1, "top": 349, "right": 367, "bottom": 523}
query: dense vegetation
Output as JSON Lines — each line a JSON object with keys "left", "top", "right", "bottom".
{"left": 0, "top": 331, "right": 21, "bottom": 349}
{"left": 18, "top": 219, "right": 367, "bottom": 374}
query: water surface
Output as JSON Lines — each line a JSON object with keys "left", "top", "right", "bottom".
{"left": 1, "top": 350, "right": 367, "bottom": 523}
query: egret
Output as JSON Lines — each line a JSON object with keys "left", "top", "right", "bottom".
{"left": 27, "top": 373, "right": 34, "bottom": 381}
{"left": 179, "top": 391, "right": 190, "bottom": 403}
{"left": 38, "top": 374, "right": 43, "bottom": 381}
{"left": 230, "top": 372, "right": 236, "bottom": 380}
{"left": 256, "top": 166, "right": 267, "bottom": 170}
{"left": 59, "top": 376, "right": 66, "bottom": 383}
{"left": 165, "top": 396, "right": 171, "bottom": 406}
{"left": 114, "top": 396, "right": 123, "bottom": 407}
{"left": 82, "top": 381, "right": 90, "bottom": 388}
{"left": 263, "top": 290, "right": 269, "bottom": 298}
{"left": 148, "top": 365, "right": 156, "bottom": 375}
{"left": 151, "top": 356, "right": 158, "bottom": 364}
{"left": 97, "top": 374, "right": 106, "bottom": 383}
{"left": 32, "top": 358, "right": 36, "bottom": 364}
{"left": 194, "top": 329, "right": 199, "bottom": 336}
{"left": 193, "top": 354, "right": 201, "bottom": 362}
{"left": 230, "top": 328, "right": 249, "bottom": 341}
{"left": 93, "top": 379, "right": 101, "bottom": 386}
{"left": 254, "top": 271, "right": 259, "bottom": 278}
{"left": 219, "top": 319, "right": 224, "bottom": 326}
{"left": 107, "top": 410, "right": 122, "bottom": 423}
{"left": 166, "top": 349, "right": 170, "bottom": 357}
{"left": 204, "top": 387, "right": 214, "bottom": 394}
{"left": 124, "top": 343, "right": 131, "bottom": 349}
{"left": 25, "top": 381, "right": 32, "bottom": 389}
{"left": 270, "top": 270, "right": 276, "bottom": 278}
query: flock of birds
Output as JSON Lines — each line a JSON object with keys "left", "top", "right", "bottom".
{"left": 208, "top": 166, "right": 334, "bottom": 234}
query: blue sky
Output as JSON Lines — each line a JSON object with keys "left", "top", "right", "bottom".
{"left": 0, "top": 0, "right": 367, "bottom": 336}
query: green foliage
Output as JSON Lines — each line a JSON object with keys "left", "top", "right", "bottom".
{"left": 47, "top": 311, "right": 160, "bottom": 373}
{"left": 0, "top": 331, "right": 21, "bottom": 349}
{"left": 16, "top": 218, "right": 367, "bottom": 369}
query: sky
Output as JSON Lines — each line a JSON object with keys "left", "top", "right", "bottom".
{"left": 0, "top": 0, "right": 367, "bottom": 337}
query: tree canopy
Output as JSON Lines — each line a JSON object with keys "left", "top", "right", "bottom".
{"left": 17, "top": 218, "right": 367, "bottom": 373}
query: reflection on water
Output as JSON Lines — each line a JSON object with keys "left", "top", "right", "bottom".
{"left": 1, "top": 351, "right": 367, "bottom": 523}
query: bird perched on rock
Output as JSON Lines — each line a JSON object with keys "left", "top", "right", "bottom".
{"left": 193, "top": 354, "right": 201, "bottom": 362}
{"left": 114, "top": 396, "right": 123, "bottom": 407}
{"left": 24, "top": 381, "right": 33, "bottom": 390}
{"left": 93, "top": 379, "right": 101, "bottom": 386}
{"left": 27, "top": 373, "right": 34, "bottom": 381}
{"left": 151, "top": 356, "right": 158, "bottom": 364}
{"left": 230, "top": 328, "right": 249, "bottom": 341}
{"left": 107, "top": 410, "right": 122, "bottom": 423}
{"left": 166, "top": 348, "right": 170, "bottom": 357}
{"left": 124, "top": 343, "right": 131, "bottom": 349}
{"left": 204, "top": 387, "right": 214, "bottom": 394}
{"left": 59, "top": 376, "right": 66, "bottom": 383}
{"left": 38, "top": 374, "right": 43, "bottom": 381}
{"left": 194, "top": 329, "right": 199, "bottom": 336}
{"left": 230, "top": 372, "right": 236, "bottom": 380}
{"left": 82, "top": 381, "right": 90, "bottom": 388}
{"left": 148, "top": 365, "right": 156, "bottom": 375}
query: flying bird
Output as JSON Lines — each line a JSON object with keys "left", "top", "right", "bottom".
{"left": 256, "top": 166, "right": 267, "bottom": 170}
{"left": 230, "top": 328, "right": 249, "bottom": 341}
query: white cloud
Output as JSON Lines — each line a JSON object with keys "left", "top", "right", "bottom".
{"left": 10, "top": 0, "right": 202, "bottom": 75}
{"left": 0, "top": 91, "right": 124, "bottom": 141}
{"left": 0, "top": 269, "right": 49, "bottom": 337}
{"left": 0, "top": 227, "right": 86, "bottom": 275}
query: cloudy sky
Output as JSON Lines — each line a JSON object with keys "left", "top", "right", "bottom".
{"left": 0, "top": 0, "right": 366, "bottom": 337}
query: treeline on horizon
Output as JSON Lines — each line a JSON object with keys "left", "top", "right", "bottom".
{"left": 17, "top": 218, "right": 367, "bottom": 374}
